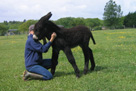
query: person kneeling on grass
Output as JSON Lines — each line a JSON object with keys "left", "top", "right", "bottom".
{"left": 23, "top": 25, "right": 57, "bottom": 81}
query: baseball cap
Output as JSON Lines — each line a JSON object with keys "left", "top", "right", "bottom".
{"left": 29, "top": 25, "right": 35, "bottom": 31}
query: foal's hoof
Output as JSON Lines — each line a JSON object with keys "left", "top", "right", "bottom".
{"left": 76, "top": 74, "right": 80, "bottom": 78}
{"left": 90, "top": 67, "right": 95, "bottom": 71}
{"left": 83, "top": 70, "right": 88, "bottom": 75}
{"left": 51, "top": 71, "right": 55, "bottom": 76}
{"left": 90, "top": 65, "right": 95, "bottom": 71}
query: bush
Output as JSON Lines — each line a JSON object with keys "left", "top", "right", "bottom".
{"left": 93, "top": 26, "right": 102, "bottom": 30}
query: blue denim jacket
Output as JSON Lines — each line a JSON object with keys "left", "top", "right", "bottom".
{"left": 24, "top": 34, "right": 52, "bottom": 70}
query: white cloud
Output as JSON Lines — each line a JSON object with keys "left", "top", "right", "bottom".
{"left": 0, "top": 0, "right": 135, "bottom": 22}
{"left": 115, "top": 0, "right": 136, "bottom": 15}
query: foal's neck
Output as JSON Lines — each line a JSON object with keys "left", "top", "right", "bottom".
{"left": 45, "top": 31, "right": 53, "bottom": 40}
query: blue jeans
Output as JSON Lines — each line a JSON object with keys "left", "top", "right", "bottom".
{"left": 27, "top": 59, "right": 53, "bottom": 80}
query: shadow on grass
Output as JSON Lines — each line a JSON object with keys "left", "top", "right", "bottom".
{"left": 54, "top": 65, "right": 107, "bottom": 78}
{"left": 54, "top": 71, "right": 75, "bottom": 78}
{"left": 95, "top": 66, "right": 108, "bottom": 72}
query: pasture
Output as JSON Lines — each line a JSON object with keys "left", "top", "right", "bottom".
{"left": 0, "top": 29, "right": 136, "bottom": 91}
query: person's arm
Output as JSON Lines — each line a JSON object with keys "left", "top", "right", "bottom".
{"left": 29, "top": 32, "right": 57, "bottom": 53}
{"left": 30, "top": 40, "right": 52, "bottom": 53}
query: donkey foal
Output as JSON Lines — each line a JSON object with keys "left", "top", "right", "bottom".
{"left": 34, "top": 12, "right": 96, "bottom": 78}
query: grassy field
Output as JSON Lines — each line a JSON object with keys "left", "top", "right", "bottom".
{"left": 0, "top": 29, "right": 136, "bottom": 91}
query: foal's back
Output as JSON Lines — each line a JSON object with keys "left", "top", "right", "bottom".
{"left": 60, "top": 25, "right": 92, "bottom": 47}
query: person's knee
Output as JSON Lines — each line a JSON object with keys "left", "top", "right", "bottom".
{"left": 43, "top": 71, "right": 53, "bottom": 80}
{"left": 43, "top": 74, "right": 53, "bottom": 80}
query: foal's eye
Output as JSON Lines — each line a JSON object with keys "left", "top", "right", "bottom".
{"left": 35, "top": 32, "right": 39, "bottom": 35}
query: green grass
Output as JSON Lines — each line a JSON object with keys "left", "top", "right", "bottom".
{"left": 0, "top": 29, "right": 136, "bottom": 91}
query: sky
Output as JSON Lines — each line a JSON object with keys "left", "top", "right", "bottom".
{"left": 0, "top": 0, "right": 136, "bottom": 22}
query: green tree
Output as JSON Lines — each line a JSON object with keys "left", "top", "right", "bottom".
{"left": 73, "top": 18, "right": 85, "bottom": 26}
{"left": 124, "top": 12, "right": 136, "bottom": 28}
{"left": 0, "top": 23, "right": 8, "bottom": 36}
{"left": 8, "top": 21, "right": 23, "bottom": 29}
{"left": 18, "top": 20, "right": 37, "bottom": 33}
{"left": 84, "top": 18, "right": 103, "bottom": 30}
{"left": 55, "top": 17, "right": 75, "bottom": 28}
{"left": 103, "top": 0, "right": 123, "bottom": 29}
{"left": 55, "top": 17, "right": 103, "bottom": 30}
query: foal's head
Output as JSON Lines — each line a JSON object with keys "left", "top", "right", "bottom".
{"left": 33, "top": 12, "right": 52, "bottom": 40}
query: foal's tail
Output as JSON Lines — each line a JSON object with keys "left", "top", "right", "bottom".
{"left": 90, "top": 32, "right": 96, "bottom": 44}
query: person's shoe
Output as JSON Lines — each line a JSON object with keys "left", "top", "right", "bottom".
{"left": 23, "top": 70, "right": 44, "bottom": 81}
{"left": 23, "top": 71, "right": 30, "bottom": 81}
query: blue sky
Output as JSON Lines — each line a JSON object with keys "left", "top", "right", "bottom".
{"left": 0, "top": 0, "right": 136, "bottom": 22}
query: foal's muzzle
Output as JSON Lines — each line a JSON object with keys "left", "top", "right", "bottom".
{"left": 33, "top": 34, "right": 38, "bottom": 40}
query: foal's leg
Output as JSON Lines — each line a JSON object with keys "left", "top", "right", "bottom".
{"left": 89, "top": 48, "right": 95, "bottom": 71}
{"left": 81, "top": 46, "right": 90, "bottom": 74}
{"left": 42, "top": 37, "right": 47, "bottom": 45}
{"left": 63, "top": 47, "right": 80, "bottom": 78}
{"left": 51, "top": 48, "right": 59, "bottom": 75}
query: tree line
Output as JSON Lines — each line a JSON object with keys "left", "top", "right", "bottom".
{"left": 0, "top": 0, "right": 136, "bottom": 36}
{"left": 0, "top": 18, "right": 103, "bottom": 36}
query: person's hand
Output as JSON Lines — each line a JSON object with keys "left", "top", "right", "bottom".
{"left": 51, "top": 32, "right": 57, "bottom": 39}
{"left": 50, "top": 32, "right": 57, "bottom": 42}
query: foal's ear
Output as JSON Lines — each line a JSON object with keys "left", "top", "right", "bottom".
{"left": 45, "top": 12, "right": 52, "bottom": 20}
{"left": 38, "top": 12, "right": 52, "bottom": 24}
